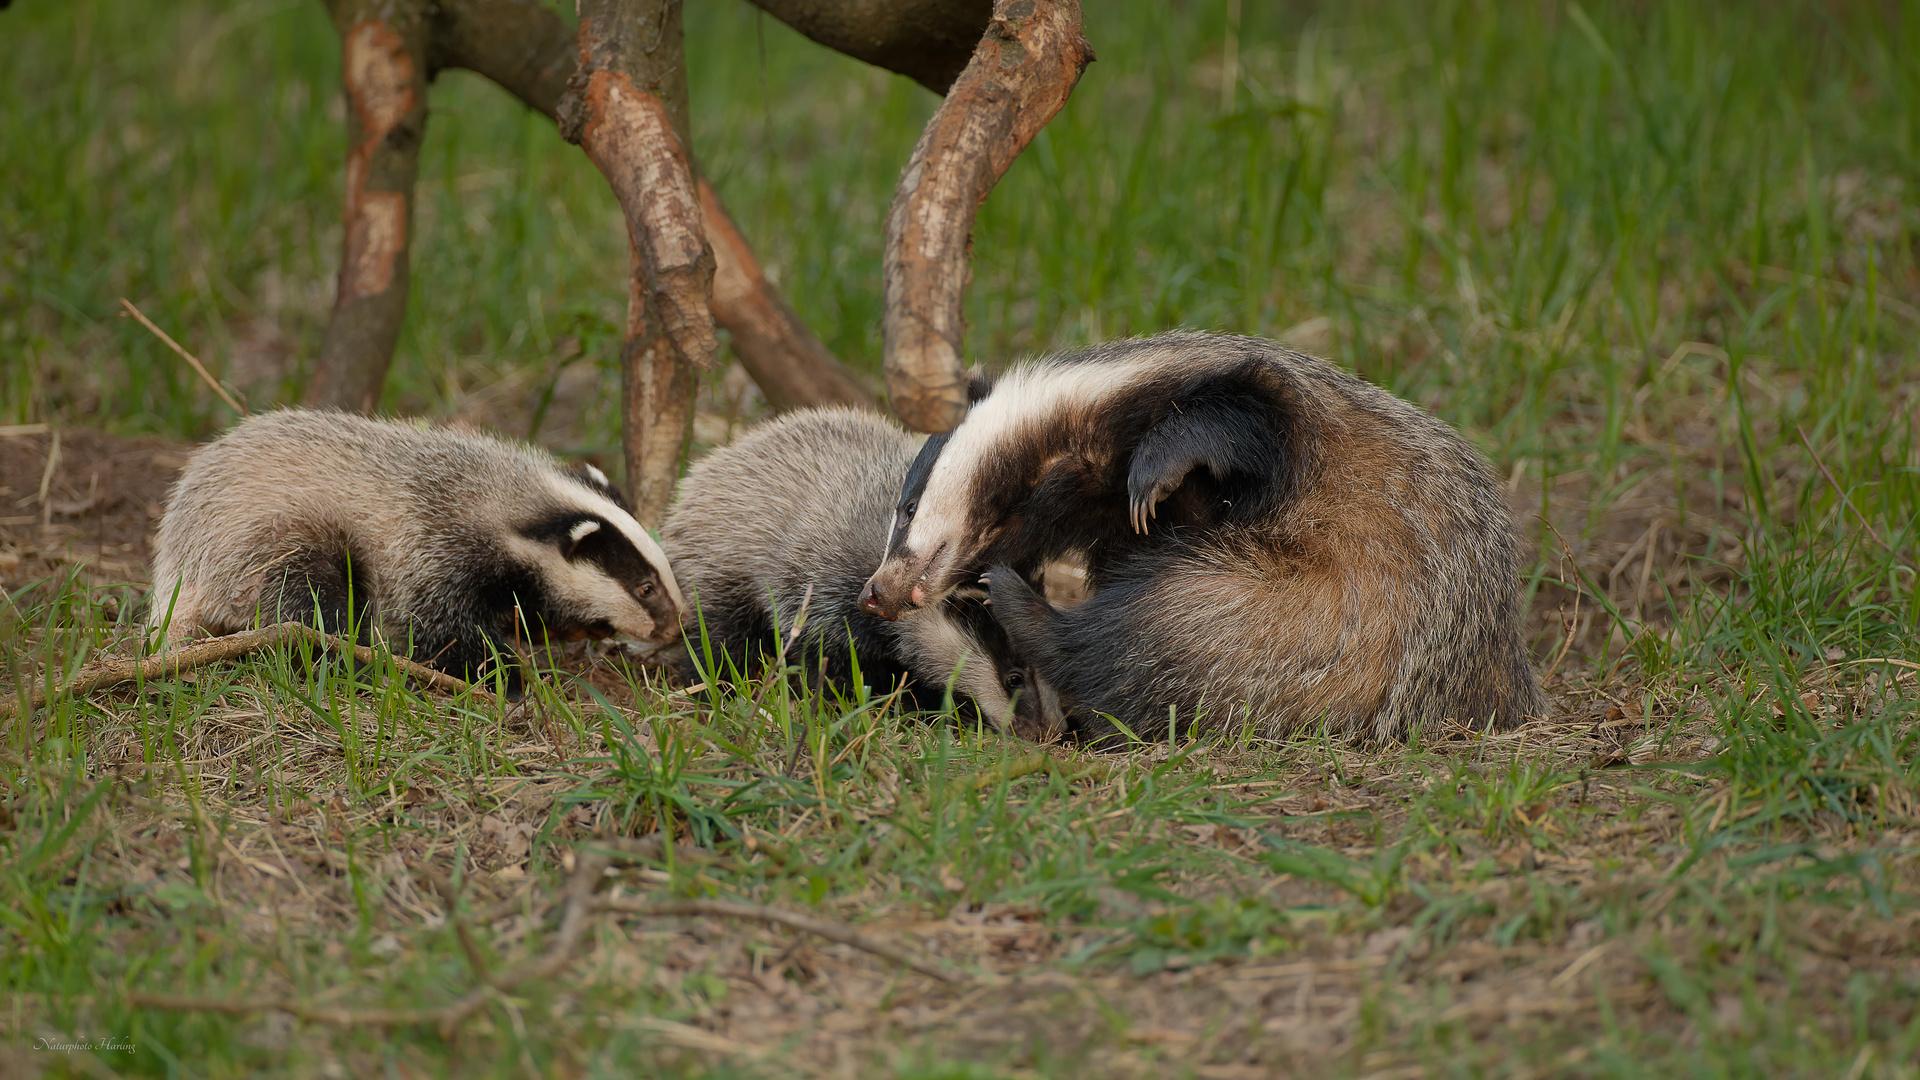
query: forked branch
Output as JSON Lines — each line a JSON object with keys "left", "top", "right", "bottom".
{"left": 558, "top": 0, "right": 714, "bottom": 523}
{"left": 310, "top": 0, "right": 874, "bottom": 424}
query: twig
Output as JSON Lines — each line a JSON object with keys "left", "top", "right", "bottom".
{"left": 118, "top": 298, "right": 249, "bottom": 417}
{"left": 1796, "top": 424, "right": 1915, "bottom": 570}
{"left": 129, "top": 848, "right": 610, "bottom": 1035}
{"left": 35, "top": 428, "right": 59, "bottom": 531}
{"left": 1539, "top": 517, "right": 1586, "bottom": 685}
{"left": 584, "top": 833, "right": 730, "bottom": 869}
{"left": 125, "top": 846, "right": 977, "bottom": 1037}
{"left": 0, "top": 621, "right": 495, "bottom": 721}
{"left": 452, "top": 915, "right": 504, "bottom": 990}
{"left": 593, "top": 896, "right": 973, "bottom": 986}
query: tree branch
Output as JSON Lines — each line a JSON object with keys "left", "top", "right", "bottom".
{"left": 306, "top": 0, "right": 434, "bottom": 414}
{"left": 882, "top": 0, "right": 1092, "bottom": 432}
{"left": 558, "top": 0, "right": 715, "bottom": 522}
{"left": 701, "top": 181, "right": 877, "bottom": 411}
{"left": 311, "top": 0, "right": 874, "bottom": 426}
{"left": 429, "top": 0, "right": 578, "bottom": 112}
{"left": 746, "top": 0, "right": 992, "bottom": 96}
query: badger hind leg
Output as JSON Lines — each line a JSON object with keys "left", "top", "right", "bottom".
{"left": 264, "top": 541, "right": 372, "bottom": 639}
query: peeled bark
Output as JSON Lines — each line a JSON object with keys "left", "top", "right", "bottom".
{"left": 882, "top": 0, "right": 1092, "bottom": 433}
{"left": 701, "top": 181, "right": 876, "bottom": 412}
{"left": 558, "top": 0, "right": 715, "bottom": 525}
{"left": 746, "top": 0, "right": 992, "bottom": 95}
{"left": 306, "top": 0, "right": 433, "bottom": 414}
{"left": 428, "top": 0, "right": 875, "bottom": 418}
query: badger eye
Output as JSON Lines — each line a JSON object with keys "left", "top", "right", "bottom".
{"left": 635, "top": 582, "right": 655, "bottom": 600}
{"left": 1004, "top": 669, "right": 1026, "bottom": 691}
{"left": 901, "top": 500, "right": 917, "bottom": 521}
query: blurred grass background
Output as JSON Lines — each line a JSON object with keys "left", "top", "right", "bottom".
{"left": 5, "top": 1, "right": 1915, "bottom": 493}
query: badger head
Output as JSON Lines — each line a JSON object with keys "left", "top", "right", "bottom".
{"left": 861, "top": 369, "right": 1029, "bottom": 620}
{"left": 904, "top": 595, "right": 1068, "bottom": 742}
{"left": 858, "top": 432, "right": 967, "bottom": 620}
{"left": 508, "top": 469, "right": 686, "bottom": 646}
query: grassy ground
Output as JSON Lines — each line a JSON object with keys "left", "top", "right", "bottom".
{"left": 4, "top": 0, "right": 1920, "bottom": 1076}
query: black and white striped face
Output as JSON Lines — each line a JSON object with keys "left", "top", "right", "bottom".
{"left": 506, "top": 470, "right": 686, "bottom": 644}
{"left": 860, "top": 356, "right": 1155, "bottom": 618}
{"left": 909, "top": 596, "right": 1067, "bottom": 740}
{"left": 859, "top": 334, "right": 1297, "bottom": 621}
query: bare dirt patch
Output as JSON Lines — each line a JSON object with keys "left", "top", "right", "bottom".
{"left": 0, "top": 427, "right": 183, "bottom": 594}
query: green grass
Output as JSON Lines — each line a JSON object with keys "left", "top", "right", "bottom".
{"left": 4, "top": 0, "right": 1920, "bottom": 1076}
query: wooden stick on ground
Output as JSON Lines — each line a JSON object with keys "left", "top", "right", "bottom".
{"left": 0, "top": 621, "right": 495, "bottom": 722}
{"left": 128, "top": 846, "right": 971, "bottom": 1032}
{"left": 593, "top": 897, "right": 974, "bottom": 986}
{"left": 119, "top": 298, "right": 248, "bottom": 416}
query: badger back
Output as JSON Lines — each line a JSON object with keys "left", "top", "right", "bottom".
{"left": 662, "top": 406, "right": 919, "bottom": 671}
{"left": 147, "top": 409, "right": 683, "bottom": 648}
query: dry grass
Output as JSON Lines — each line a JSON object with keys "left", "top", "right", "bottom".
{"left": 5, "top": 0, "right": 1920, "bottom": 1075}
{"left": 3, "top": 419, "right": 1916, "bottom": 1075}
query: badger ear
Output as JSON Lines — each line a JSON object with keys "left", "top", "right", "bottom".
{"left": 562, "top": 518, "right": 602, "bottom": 558}
{"left": 570, "top": 462, "right": 631, "bottom": 509}
{"left": 967, "top": 369, "right": 996, "bottom": 404}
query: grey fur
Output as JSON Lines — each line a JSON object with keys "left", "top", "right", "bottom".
{"left": 662, "top": 406, "right": 1064, "bottom": 740}
{"left": 148, "top": 409, "right": 683, "bottom": 679}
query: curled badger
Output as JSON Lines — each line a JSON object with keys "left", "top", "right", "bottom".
{"left": 860, "top": 331, "right": 1546, "bottom": 745}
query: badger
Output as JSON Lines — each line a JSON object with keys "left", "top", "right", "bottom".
{"left": 661, "top": 406, "right": 1066, "bottom": 741}
{"left": 147, "top": 409, "right": 684, "bottom": 683}
{"left": 858, "top": 331, "right": 1547, "bottom": 744}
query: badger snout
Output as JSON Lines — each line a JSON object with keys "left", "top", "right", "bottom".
{"left": 860, "top": 567, "right": 932, "bottom": 620}
{"left": 636, "top": 596, "right": 684, "bottom": 644}
{"left": 857, "top": 580, "right": 894, "bottom": 619}
{"left": 862, "top": 543, "right": 947, "bottom": 620}
{"left": 858, "top": 577, "right": 925, "bottom": 620}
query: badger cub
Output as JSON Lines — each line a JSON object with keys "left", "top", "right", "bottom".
{"left": 661, "top": 407, "right": 1065, "bottom": 741}
{"left": 148, "top": 409, "right": 684, "bottom": 682}
{"left": 862, "top": 331, "right": 1547, "bottom": 744}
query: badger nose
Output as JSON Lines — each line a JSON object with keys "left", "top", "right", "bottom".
{"left": 858, "top": 580, "right": 893, "bottom": 620}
